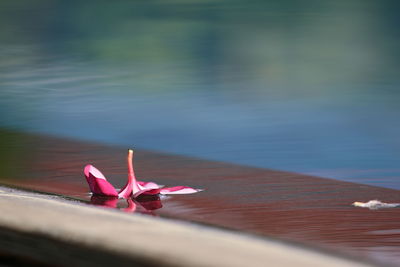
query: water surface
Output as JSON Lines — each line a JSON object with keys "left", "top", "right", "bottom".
{"left": 1, "top": 1, "right": 400, "bottom": 189}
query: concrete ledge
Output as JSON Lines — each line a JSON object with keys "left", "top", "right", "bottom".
{"left": 0, "top": 187, "right": 374, "bottom": 267}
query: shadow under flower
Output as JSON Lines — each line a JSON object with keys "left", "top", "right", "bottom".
{"left": 90, "top": 195, "right": 163, "bottom": 215}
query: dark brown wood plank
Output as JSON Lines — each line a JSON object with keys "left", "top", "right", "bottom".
{"left": 0, "top": 129, "right": 399, "bottom": 266}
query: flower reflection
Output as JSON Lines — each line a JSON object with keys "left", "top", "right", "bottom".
{"left": 90, "top": 194, "right": 163, "bottom": 215}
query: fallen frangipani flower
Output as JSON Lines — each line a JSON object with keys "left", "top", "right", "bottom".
{"left": 84, "top": 149, "right": 203, "bottom": 199}
{"left": 352, "top": 200, "right": 400, "bottom": 210}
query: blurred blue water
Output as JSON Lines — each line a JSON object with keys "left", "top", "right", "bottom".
{"left": 1, "top": 1, "right": 400, "bottom": 189}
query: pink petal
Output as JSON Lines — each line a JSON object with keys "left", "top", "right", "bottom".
{"left": 137, "top": 181, "right": 162, "bottom": 190}
{"left": 160, "top": 186, "right": 203, "bottom": 195}
{"left": 118, "top": 181, "right": 133, "bottom": 199}
{"left": 84, "top": 165, "right": 118, "bottom": 197}
{"left": 133, "top": 188, "right": 162, "bottom": 198}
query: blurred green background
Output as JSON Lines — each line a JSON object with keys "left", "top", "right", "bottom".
{"left": 1, "top": 0, "right": 400, "bottom": 188}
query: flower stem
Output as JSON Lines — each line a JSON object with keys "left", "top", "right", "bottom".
{"left": 127, "top": 149, "right": 139, "bottom": 193}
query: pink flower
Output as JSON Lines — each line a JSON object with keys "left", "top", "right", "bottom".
{"left": 84, "top": 149, "right": 203, "bottom": 199}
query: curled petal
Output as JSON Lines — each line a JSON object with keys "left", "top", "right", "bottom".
{"left": 84, "top": 165, "right": 118, "bottom": 197}
{"left": 160, "top": 186, "right": 203, "bottom": 195}
{"left": 137, "top": 181, "right": 162, "bottom": 190}
{"left": 133, "top": 188, "right": 162, "bottom": 198}
{"left": 118, "top": 181, "right": 133, "bottom": 199}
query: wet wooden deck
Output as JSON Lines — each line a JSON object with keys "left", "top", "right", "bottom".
{"left": 1, "top": 129, "right": 399, "bottom": 266}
